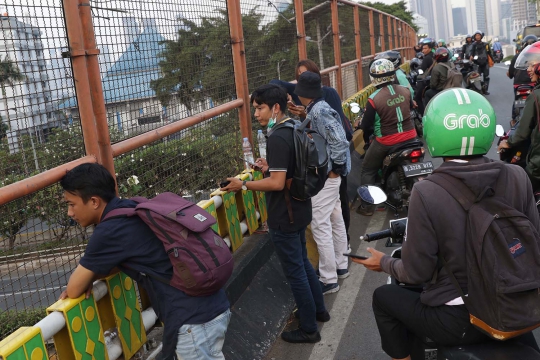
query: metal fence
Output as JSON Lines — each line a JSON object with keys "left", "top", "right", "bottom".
{"left": 0, "top": 0, "right": 416, "bottom": 355}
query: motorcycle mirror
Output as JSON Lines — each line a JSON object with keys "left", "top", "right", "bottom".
{"left": 495, "top": 124, "right": 505, "bottom": 137}
{"left": 418, "top": 69, "right": 424, "bottom": 75}
{"left": 357, "top": 185, "right": 387, "bottom": 205}
{"left": 350, "top": 102, "right": 361, "bottom": 114}
{"left": 474, "top": 55, "right": 478, "bottom": 60}
{"left": 504, "top": 60, "right": 511, "bottom": 66}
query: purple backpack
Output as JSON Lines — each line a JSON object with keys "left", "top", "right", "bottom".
{"left": 103, "top": 192, "right": 233, "bottom": 297}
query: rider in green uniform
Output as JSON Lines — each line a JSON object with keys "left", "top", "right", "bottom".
{"left": 373, "top": 50, "right": 414, "bottom": 97}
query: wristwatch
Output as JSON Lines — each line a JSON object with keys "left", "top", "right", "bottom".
{"left": 241, "top": 180, "right": 248, "bottom": 191}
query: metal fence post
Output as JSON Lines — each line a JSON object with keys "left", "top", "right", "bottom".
{"left": 78, "top": 0, "right": 115, "bottom": 177}
{"left": 353, "top": 5, "right": 362, "bottom": 90}
{"left": 62, "top": 0, "right": 100, "bottom": 161}
{"left": 331, "top": 0, "right": 342, "bottom": 98}
{"left": 387, "top": 16, "right": 393, "bottom": 50}
{"left": 393, "top": 18, "right": 397, "bottom": 50}
{"left": 295, "top": 0, "right": 307, "bottom": 61}
{"left": 227, "top": 0, "right": 253, "bottom": 143}
{"left": 369, "top": 10, "right": 375, "bottom": 55}
{"left": 379, "top": 13, "right": 385, "bottom": 51}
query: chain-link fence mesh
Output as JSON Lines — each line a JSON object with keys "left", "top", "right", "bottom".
{"left": 338, "top": 3, "right": 355, "bottom": 65}
{"left": 0, "top": 3, "right": 83, "bottom": 178}
{"left": 73, "top": 0, "right": 236, "bottom": 143}
{"left": 359, "top": 8, "right": 371, "bottom": 58}
{"left": 304, "top": 1, "right": 334, "bottom": 73}
{"left": 0, "top": 182, "right": 91, "bottom": 340}
{"left": 239, "top": 0, "right": 298, "bottom": 90}
{"left": 373, "top": 12, "right": 381, "bottom": 54}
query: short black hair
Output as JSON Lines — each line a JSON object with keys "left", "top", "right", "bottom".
{"left": 422, "top": 43, "right": 432, "bottom": 49}
{"left": 250, "top": 83, "right": 287, "bottom": 113}
{"left": 60, "top": 163, "right": 116, "bottom": 203}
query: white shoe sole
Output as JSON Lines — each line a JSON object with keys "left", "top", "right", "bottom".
{"left": 338, "top": 272, "right": 350, "bottom": 279}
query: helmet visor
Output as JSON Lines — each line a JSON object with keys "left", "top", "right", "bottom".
{"left": 515, "top": 42, "right": 540, "bottom": 70}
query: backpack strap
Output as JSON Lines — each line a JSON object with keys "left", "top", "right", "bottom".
{"left": 424, "top": 173, "right": 475, "bottom": 211}
{"left": 532, "top": 92, "right": 540, "bottom": 129}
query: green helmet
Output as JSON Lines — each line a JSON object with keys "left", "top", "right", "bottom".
{"left": 423, "top": 88, "right": 496, "bottom": 157}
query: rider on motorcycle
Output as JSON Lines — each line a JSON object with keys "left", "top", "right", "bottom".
{"left": 357, "top": 59, "right": 417, "bottom": 216}
{"left": 373, "top": 50, "right": 414, "bottom": 97}
{"left": 353, "top": 89, "right": 540, "bottom": 360}
{"left": 507, "top": 35, "right": 537, "bottom": 121}
{"left": 492, "top": 37, "right": 503, "bottom": 60}
{"left": 414, "top": 40, "right": 434, "bottom": 115}
{"left": 469, "top": 30, "right": 493, "bottom": 95}
{"left": 498, "top": 41, "right": 540, "bottom": 191}
{"left": 424, "top": 47, "right": 450, "bottom": 106}
{"left": 460, "top": 34, "right": 474, "bottom": 60}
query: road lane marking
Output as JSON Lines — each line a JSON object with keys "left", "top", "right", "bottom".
{"left": 0, "top": 286, "right": 64, "bottom": 297}
{"left": 308, "top": 212, "right": 388, "bottom": 360}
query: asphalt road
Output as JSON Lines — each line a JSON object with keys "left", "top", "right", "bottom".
{"left": 264, "top": 63, "right": 527, "bottom": 360}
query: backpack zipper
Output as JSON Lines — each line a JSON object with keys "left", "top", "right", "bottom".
{"left": 167, "top": 247, "right": 208, "bottom": 273}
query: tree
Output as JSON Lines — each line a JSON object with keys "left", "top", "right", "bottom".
{"left": 361, "top": 1, "right": 419, "bottom": 32}
{"left": 0, "top": 56, "right": 24, "bottom": 152}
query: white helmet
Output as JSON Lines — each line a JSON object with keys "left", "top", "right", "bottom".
{"left": 369, "top": 59, "right": 395, "bottom": 86}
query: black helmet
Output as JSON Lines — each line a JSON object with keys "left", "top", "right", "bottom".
{"left": 522, "top": 35, "right": 538, "bottom": 48}
{"left": 416, "top": 52, "right": 424, "bottom": 60}
{"left": 420, "top": 37, "right": 435, "bottom": 49}
{"left": 410, "top": 57, "right": 422, "bottom": 70}
{"left": 374, "top": 50, "right": 402, "bottom": 68}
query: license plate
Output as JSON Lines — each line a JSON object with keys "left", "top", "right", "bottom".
{"left": 515, "top": 100, "right": 526, "bottom": 107}
{"left": 402, "top": 161, "right": 434, "bottom": 177}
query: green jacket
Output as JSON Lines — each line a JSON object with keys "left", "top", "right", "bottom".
{"left": 430, "top": 62, "right": 449, "bottom": 91}
{"left": 508, "top": 88, "right": 540, "bottom": 178}
{"left": 395, "top": 68, "right": 414, "bottom": 97}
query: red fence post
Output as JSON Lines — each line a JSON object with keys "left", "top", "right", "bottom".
{"left": 295, "top": 0, "right": 307, "bottom": 61}
{"left": 387, "top": 15, "right": 393, "bottom": 50}
{"left": 353, "top": 5, "right": 362, "bottom": 90}
{"left": 331, "top": 0, "right": 343, "bottom": 98}
{"left": 78, "top": 0, "right": 115, "bottom": 178}
{"left": 62, "top": 0, "right": 100, "bottom": 163}
{"left": 369, "top": 10, "right": 375, "bottom": 55}
{"left": 227, "top": 0, "right": 253, "bottom": 144}
{"left": 379, "top": 13, "right": 385, "bottom": 51}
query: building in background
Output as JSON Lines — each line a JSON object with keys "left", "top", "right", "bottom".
{"left": 0, "top": 15, "right": 59, "bottom": 154}
{"left": 500, "top": 0, "right": 512, "bottom": 40}
{"left": 413, "top": 13, "right": 429, "bottom": 37}
{"left": 452, "top": 7, "right": 467, "bottom": 36}
{"left": 512, "top": 0, "right": 537, "bottom": 31}
{"left": 485, "top": 0, "right": 501, "bottom": 37}
{"left": 410, "top": 0, "right": 453, "bottom": 41}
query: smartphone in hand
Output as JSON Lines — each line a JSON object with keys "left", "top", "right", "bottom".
{"left": 239, "top": 157, "right": 261, "bottom": 170}
{"left": 343, "top": 253, "right": 368, "bottom": 260}
{"left": 220, "top": 180, "right": 231, "bottom": 188}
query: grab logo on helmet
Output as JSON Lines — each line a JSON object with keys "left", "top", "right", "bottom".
{"left": 443, "top": 88, "right": 492, "bottom": 130}
{"left": 443, "top": 110, "right": 491, "bottom": 130}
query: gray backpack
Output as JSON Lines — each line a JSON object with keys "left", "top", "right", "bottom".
{"left": 441, "top": 62, "right": 463, "bottom": 89}
{"left": 426, "top": 166, "right": 540, "bottom": 340}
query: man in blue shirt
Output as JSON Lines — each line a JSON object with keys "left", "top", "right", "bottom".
{"left": 59, "top": 163, "right": 230, "bottom": 360}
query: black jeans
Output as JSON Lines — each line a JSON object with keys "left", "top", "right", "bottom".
{"left": 360, "top": 139, "right": 393, "bottom": 186}
{"left": 270, "top": 227, "right": 326, "bottom": 333}
{"left": 373, "top": 284, "right": 540, "bottom": 359}
{"left": 339, "top": 175, "right": 350, "bottom": 242}
{"left": 479, "top": 63, "right": 490, "bottom": 89}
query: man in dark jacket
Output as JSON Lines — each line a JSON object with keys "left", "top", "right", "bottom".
{"left": 469, "top": 30, "right": 493, "bottom": 95}
{"left": 414, "top": 42, "right": 434, "bottom": 115}
{"left": 460, "top": 34, "right": 473, "bottom": 59}
{"left": 507, "top": 35, "right": 537, "bottom": 121}
{"left": 353, "top": 89, "right": 540, "bottom": 359}
{"left": 499, "top": 41, "right": 540, "bottom": 191}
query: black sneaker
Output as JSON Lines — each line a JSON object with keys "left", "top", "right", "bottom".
{"left": 293, "top": 309, "right": 331, "bottom": 322}
{"left": 281, "top": 328, "right": 321, "bottom": 343}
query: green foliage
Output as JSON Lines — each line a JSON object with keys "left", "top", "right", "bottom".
{"left": 361, "top": 1, "right": 419, "bottom": 32}
{"left": 0, "top": 308, "right": 46, "bottom": 339}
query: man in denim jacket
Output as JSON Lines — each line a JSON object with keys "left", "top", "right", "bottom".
{"left": 295, "top": 71, "right": 351, "bottom": 294}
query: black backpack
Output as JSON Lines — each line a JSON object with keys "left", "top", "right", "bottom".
{"left": 426, "top": 166, "right": 540, "bottom": 340}
{"left": 273, "top": 118, "right": 328, "bottom": 203}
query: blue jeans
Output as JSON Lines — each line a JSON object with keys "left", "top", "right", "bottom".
{"left": 270, "top": 227, "right": 326, "bottom": 333}
{"left": 175, "top": 309, "right": 231, "bottom": 360}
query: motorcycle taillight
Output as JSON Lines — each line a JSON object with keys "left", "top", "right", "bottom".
{"left": 410, "top": 150, "right": 422, "bottom": 158}
{"left": 517, "top": 90, "right": 531, "bottom": 96}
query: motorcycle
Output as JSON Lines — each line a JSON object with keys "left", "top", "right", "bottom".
{"left": 513, "top": 83, "right": 534, "bottom": 123}
{"left": 494, "top": 50, "right": 503, "bottom": 63}
{"left": 455, "top": 59, "right": 482, "bottom": 94}
{"left": 357, "top": 138, "right": 433, "bottom": 214}
{"left": 356, "top": 187, "right": 540, "bottom": 359}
